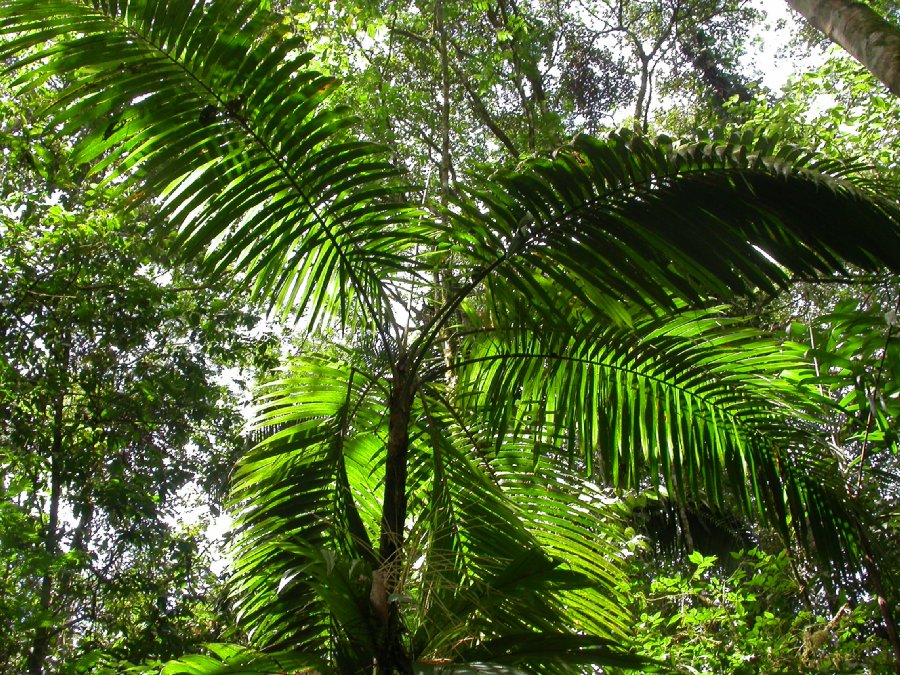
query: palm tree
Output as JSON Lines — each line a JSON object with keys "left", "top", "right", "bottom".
{"left": 3, "top": 1, "right": 900, "bottom": 672}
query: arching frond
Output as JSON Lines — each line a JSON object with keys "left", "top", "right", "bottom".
{"left": 230, "top": 351, "right": 651, "bottom": 671}
{"left": 229, "top": 353, "right": 388, "bottom": 665}
{"left": 453, "top": 306, "right": 865, "bottom": 572}
{"left": 409, "top": 386, "right": 633, "bottom": 653}
{"left": 0, "top": 0, "right": 429, "bottom": 338}
{"left": 423, "top": 132, "right": 900, "bottom": 349}
{"left": 159, "top": 643, "right": 323, "bottom": 674}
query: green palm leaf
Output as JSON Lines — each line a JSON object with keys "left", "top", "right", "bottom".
{"left": 232, "top": 350, "right": 651, "bottom": 670}
{"left": 160, "top": 643, "right": 323, "bottom": 674}
{"left": 0, "top": 0, "right": 429, "bottom": 339}
{"left": 228, "top": 352, "right": 386, "bottom": 664}
{"left": 409, "top": 387, "right": 631, "bottom": 650}
{"left": 413, "top": 385, "right": 635, "bottom": 639}
{"left": 452, "top": 304, "right": 865, "bottom": 571}
{"left": 421, "top": 132, "right": 900, "bottom": 352}
{"left": 6, "top": 1, "right": 900, "bottom": 670}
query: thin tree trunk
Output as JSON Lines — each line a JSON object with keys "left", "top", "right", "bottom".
{"left": 27, "top": 460, "right": 59, "bottom": 675}
{"left": 27, "top": 358, "right": 66, "bottom": 675}
{"left": 857, "top": 525, "right": 900, "bottom": 672}
{"left": 455, "top": 69, "right": 521, "bottom": 158}
{"left": 392, "top": 27, "right": 521, "bottom": 159}
{"left": 434, "top": 0, "right": 461, "bottom": 391}
{"left": 437, "top": 0, "right": 451, "bottom": 204}
{"left": 375, "top": 355, "right": 414, "bottom": 674}
{"left": 634, "top": 55, "right": 650, "bottom": 131}
{"left": 677, "top": 504, "right": 695, "bottom": 555}
{"left": 785, "top": 0, "right": 900, "bottom": 95}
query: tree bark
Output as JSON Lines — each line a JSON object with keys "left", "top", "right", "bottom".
{"left": 26, "top": 457, "right": 59, "bottom": 675}
{"left": 680, "top": 27, "right": 753, "bottom": 107}
{"left": 436, "top": 0, "right": 451, "bottom": 205}
{"left": 375, "top": 356, "right": 414, "bottom": 674}
{"left": 857, "top": 525, "right": 900, "bottom": 672}
{"left": 785, "top": 0, "right": 900, "bottom": 95}
{"left": 633, "top": 54, "right": 650, "bottom": 131}
{"left": 27, "top": 375, "right": 66, "bottom": 674}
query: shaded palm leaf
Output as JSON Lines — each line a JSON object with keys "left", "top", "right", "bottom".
{"left": 409, "top": 388, "right": 631, "bottom": 652}
{"left": 412, "top": 386, "right": 634, "bottom": 641}
{"left": 420, "top": 132, "right": 900, "bottom": 353}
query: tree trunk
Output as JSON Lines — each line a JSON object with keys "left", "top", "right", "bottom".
{"left": 27, "top": 338, "right": 69, "bottom": 675}
{"left": 857, "top": 526, "right": 900, "bottom": 672}
{"left": 375, "top": 356, "right": 414, "bottom": 674}
{"left": 785, "top": 0, "right": 900, "bottom": 95}
{"left": 26, "top": 454, "right": 59, "bottom": 675}
{"left": 633, "top": 54, "right": 650, "bottom": 131}
{"left": 680, "top": 27, "right": 753, "bottom": 107}
{"left": 437, "top": 0, "right": 451, "bottom": 204}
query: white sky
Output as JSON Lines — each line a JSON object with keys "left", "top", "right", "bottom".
{"left": 746, "top": 0, "right": 825, "bottom": 91}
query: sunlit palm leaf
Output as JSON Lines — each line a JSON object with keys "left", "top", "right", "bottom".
{"left": 0, "top": 0, "right": 429, "bottom": 336}
{"left": 229, "top": 353, "right": 387, "bottom": 664}
{"left": 452, "top": 305, "right": 865, "bottom": 571}
{"left": 234, "top": 352, "right": 650, "bottom": 671}
{"left": 160, "top": 643, "right": 323, "bottom": 674}
{"left": 408, "top": 386, "right": 642, "bottom": 671}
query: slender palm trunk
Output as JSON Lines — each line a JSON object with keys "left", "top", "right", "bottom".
{"left": 785, "top": 0, "right": 900, "bottom": 95}
{"left": 376, "top": 355, "right": 415, "bottom": 674}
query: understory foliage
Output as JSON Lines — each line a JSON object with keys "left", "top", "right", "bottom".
{"left": 629, "top": 547, "right": 895, "bottom": 673}
{"left": 0, "top": 0, "right": 898, "bottom": 673}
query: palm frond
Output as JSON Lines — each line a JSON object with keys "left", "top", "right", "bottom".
{"left": 159, "top": 643, "right": 323, "bottom": 674}
{"left": 452, "top": 305, "right": 865, "bottom": 571}
{"left": 228, "top": 353, "right": 388, "bottom": 663}
{"left": 422, "top": 131, "right": 900, "bottom": 350}
{"left": 0, "top": 0, "right": 429, "bottom": 338}
{"left": 232, "top": 351, "right": 648, "bottom": 670}
{"left": 407, "top": 386, "right": 641, "bottom": 670}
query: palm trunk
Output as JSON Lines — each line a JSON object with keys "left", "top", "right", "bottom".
{"left": 375, "top": 355, "right": 414, "bottom": 674}
{"left": 785, "top": 0, "right": 900, "bottom": 95}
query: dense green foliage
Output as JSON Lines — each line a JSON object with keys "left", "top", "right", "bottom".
{"left": 0, "top": 0, "right": 898, "bottom": 673}
{"left": 630, "top": 547, "right": 895, "bottom": 672}
{"left": 0, "top": 84, "right": 271, "bottom": 671}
